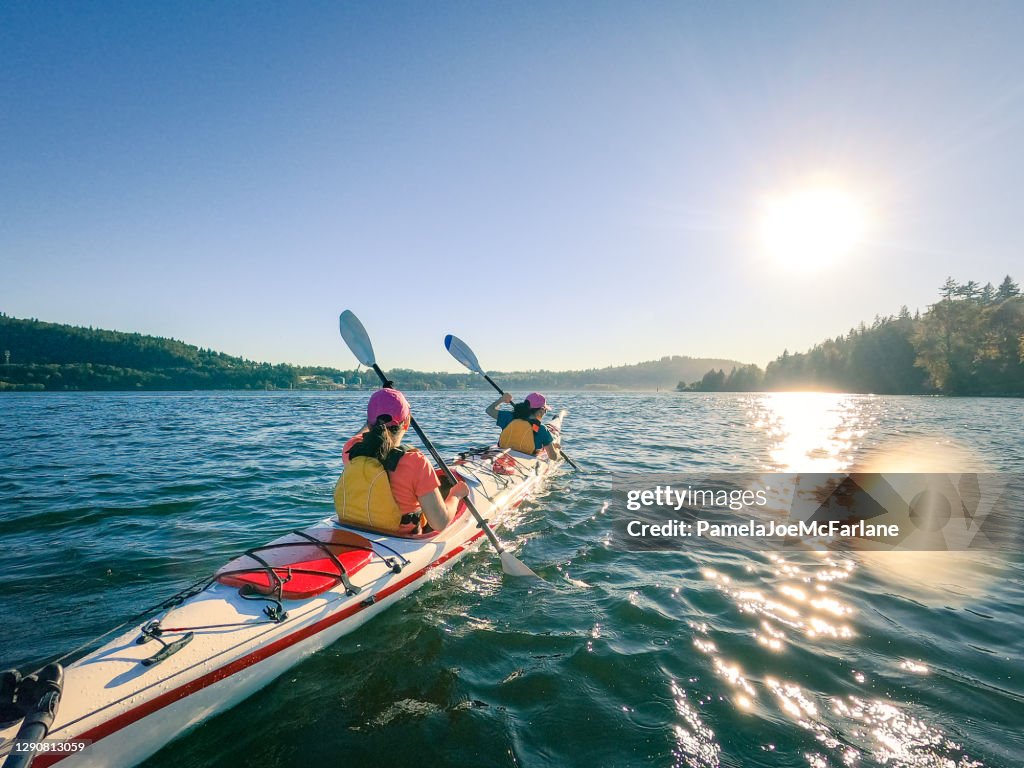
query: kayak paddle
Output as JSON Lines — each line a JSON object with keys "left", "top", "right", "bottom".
{"left": 444, "top": 334, "right": 580, "bottom": 471}
{"left": 339, "top": 311, "right": 540, "bottom": 578}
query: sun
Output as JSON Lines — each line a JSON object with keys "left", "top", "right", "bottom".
{"left": 758, "top": 185, "right": 868, "bottom": 272}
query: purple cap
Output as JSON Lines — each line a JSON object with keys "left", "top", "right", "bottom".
{"left": 367, "top": 388, "right": 410, "bottom": 426}
{"left": 525, "top": 392, "right": 548, "bottom": 409}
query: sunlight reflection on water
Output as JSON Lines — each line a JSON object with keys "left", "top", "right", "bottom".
{"left": 683, "top": 393, "right": 1006, "bottom": 767}
{"left": 751, "top": 392, "right": 866, "bottom": 472}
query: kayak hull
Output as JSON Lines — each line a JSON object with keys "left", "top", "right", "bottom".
{"left": 51, "top": 570, "right": 445, "bottom": 768}
{"left": 0, "top": 418, "right": 564, "bottom": 768}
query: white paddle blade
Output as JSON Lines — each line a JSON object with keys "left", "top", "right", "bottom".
{"left": 500, "top": 551, "right": 541, "bottom": 578}
{"left": 444, "top": 334, "right": 485, "bottom": 375}
{"left": 339, "top": 310, "right": 376, "bottom": 366}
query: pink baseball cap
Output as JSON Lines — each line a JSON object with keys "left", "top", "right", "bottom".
{"left": 367, "top": 388, "right": 411, "bottom": 426}
{"left": 525, "top": 392, "right": 548, "bottom": 409}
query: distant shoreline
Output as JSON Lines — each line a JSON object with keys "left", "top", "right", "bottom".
{"left": 2, "top": 388, "right": 1021, "bottom": 398}
{"left": 4, "top": 274, "right": 1023, "bottom": 396}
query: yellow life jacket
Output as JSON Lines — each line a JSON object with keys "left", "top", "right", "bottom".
{"left": 499, "top": 418, "right": 539, "bottom": 454}
{"left": 334, "top": 454, "right": 410, "bottom": 534}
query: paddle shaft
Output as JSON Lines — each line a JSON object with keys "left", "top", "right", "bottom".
{"left": 367, "top": 364, "right": 509, "bottom": 555}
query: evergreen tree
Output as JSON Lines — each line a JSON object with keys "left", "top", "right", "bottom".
{"left": 997, "top": 275, "right": 1020, "bottom": 300}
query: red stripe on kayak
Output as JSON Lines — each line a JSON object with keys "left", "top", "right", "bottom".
{"left": 37, "top": 528, "right": 488, "bottom": 767}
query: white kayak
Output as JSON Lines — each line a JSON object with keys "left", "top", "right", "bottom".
{"left": 0, "top": 414, "right": 564, "bottom": 768}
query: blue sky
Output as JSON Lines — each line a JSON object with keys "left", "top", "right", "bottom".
{"left": 2, "top": 2, "right": 1022, "bottom": 371}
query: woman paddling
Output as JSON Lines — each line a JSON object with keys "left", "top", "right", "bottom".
{"left": 335, "top": 388, "right": 468, "bottom": 535}
{"left": 485, "top": 392, "right": 559, "bottom": 460}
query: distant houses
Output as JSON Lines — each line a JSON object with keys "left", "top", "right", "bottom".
{"left": 296, "top": 374, "right": 365, "bottom": 390}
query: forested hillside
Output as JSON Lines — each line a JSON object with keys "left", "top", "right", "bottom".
{"left": 0, "top": 315, "right": 741, "bottom": 392}
{"left": 496, "top": 356, "right": 743, "bottom": 391}
{"left": 0, "top": 316, "right": 325, "bottom": 391}
{"left": 681, "top": 276, "right": 1024, "bottom": 395}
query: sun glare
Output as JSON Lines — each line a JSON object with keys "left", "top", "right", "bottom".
{"left": 758, "top": 185, "right": 868, "bottom": 272}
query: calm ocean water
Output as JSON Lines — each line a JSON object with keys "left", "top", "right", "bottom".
{"left": 1, "top": 391, "right": 1022, "bottom": 768}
